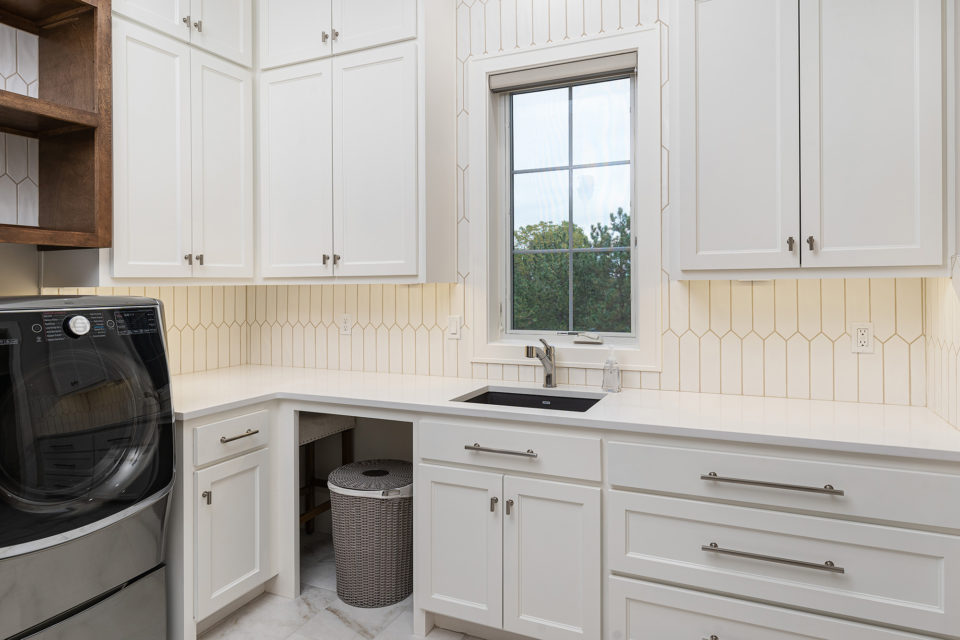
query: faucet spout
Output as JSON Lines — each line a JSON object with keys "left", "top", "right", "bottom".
{"left": 525, "top": 339, "right": 557, "bottom": 388}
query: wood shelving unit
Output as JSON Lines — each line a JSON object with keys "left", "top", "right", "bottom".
{"left": 0, "top": 0, "right": 111, "bottom": 248}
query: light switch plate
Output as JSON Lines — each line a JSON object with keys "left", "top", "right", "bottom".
{"left": 850, "top": 322, "right": 873, "bottom": 353}
{"left": 447, "top": 315, "right": 462, "bottom": 340}
{"left": 339, "top": 314, "right": 352, "bottom": 336}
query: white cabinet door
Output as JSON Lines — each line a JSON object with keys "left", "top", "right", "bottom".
{"left": 112, "top": 18, "right": 193, "bottom": 279}
{"left": 799, "top": 0, "right": 943, "bottom": 268}
{"left": 113, "top": 0, "right": 191, "bottom": 40}
{"left": 333, "top": 42, "right": 418, "bottom": 277}
{"left": 503, "top": 477, "right": 601, "bottom": 640}
{"left": 195, "top": 448, "right": 270, "bottom": 620}
{"left": 331, "top": 0, "right": 417, "bottom": 54}
{"left": 416, "top": 464, "right": 502, "bottom": 629}
{"left": 191, "top": 51, "right": 253, "bottom": 278}
{"left": 260, "top": 0, "right": 332, "bottom": 69}
{"left": 673, "top": 0, "right": 800, "bottom": 271}
{"left": 192, "top": 0, "right": 253, "bottom": 67}
{"left": 259, "top": 61, "right": 335, "bottom": 278}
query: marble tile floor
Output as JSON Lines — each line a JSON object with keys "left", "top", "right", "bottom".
{"left": 200, "top": 531, "right": 478, "bottom": 640}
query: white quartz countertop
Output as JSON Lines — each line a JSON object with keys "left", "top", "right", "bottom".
{"left": 171, "top": 365, "right": 960, "bottom": 463}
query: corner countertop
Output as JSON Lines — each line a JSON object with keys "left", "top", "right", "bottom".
{"left": 171, "top": 365, "right": 960, "bottom": 463}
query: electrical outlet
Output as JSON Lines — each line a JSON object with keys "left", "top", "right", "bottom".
{"left": 447, "top": 315, "right": 462, "bottom": 340}
{"left": 339, "top": 314, "right": 352, "bottom": 336}
{"left": 851, "top": 322, "right": 873, "bottom": 353}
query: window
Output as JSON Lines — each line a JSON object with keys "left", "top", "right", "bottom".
{"left": 507, "top": 77, "right": 634, "bottom": 336}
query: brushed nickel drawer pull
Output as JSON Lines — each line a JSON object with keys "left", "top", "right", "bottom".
{"left": 465, "top": 443, "right": 538, "bottom": 458}
{"left": 490, "top": 496, "right": 498, "bottom": 512}
{"left": 701, "top": 472, "right": 844, "bottom": 496}
{"left": 702, "top": 542, "right": 845, "bottom": 574}
{"left": 202, "top": 490, "right": 212, "bottom": 505}
{"left": 221, "top": 429, "right": 260, "bottom": 444}
{"left": 703, "top": 636, "right": 720, "bottom": 640}
{"left": 506, "top": 499, "right": 515, "bottom": 515}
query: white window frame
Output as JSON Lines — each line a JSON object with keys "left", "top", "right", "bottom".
{"left": 468, "top": 28, "right": 662, "bottom": 371}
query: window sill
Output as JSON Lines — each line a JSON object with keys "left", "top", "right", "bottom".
{"left": 472, "top": 336, "right": 661, "bottom": 371}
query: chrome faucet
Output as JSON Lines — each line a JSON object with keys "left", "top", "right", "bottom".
{"left": 525, "top": 338, "right": 557, "bottom": 388}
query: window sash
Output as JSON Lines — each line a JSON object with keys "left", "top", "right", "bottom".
{"left": 505, "top": 76, "right": 636, "bottom": 337}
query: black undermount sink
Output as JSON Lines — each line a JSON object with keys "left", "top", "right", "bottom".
{"left": 454, "top": 387, "right": 604, "bottom": 412}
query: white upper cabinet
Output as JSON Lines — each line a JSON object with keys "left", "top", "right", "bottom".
{"left": 114, "top": 0, "right": 252, "bottom": 66}
{"left": 671, "top": 0, "right": 948, "bottom": 278}
{"left": 191, "top": 51, "right": 254, "bottom": 278}
{"left": 113, "top": 17, "right": 253, "bottom": 280}
{"left": 331, "top": 0, "right": 417, "bottom": 55}
{"left": 113, "top": 0, "right": 191, "bottom": 40}
{"left": 259, "top": 0, "right": 332, "bottom": 70}
{"left": 798, "top": 0, "right": 943, "bottom": 268}
{"left": 333, "top": 42, "right": 418, "bottom": 277}
{"left": 192, "top": 0, "right": 254, "bottom": 67}
{"left": 259, "top": 61, "right": 335, "bottom": 278}
{"left": 673, "top": 0, "right": 800, "bottom": 271}
{"left": 113, "top": 18, "right": 193, "bottom": 279}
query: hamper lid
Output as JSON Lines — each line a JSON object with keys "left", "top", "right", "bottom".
{"left": 327, "top": 459, "right": 412, "bottom": 492}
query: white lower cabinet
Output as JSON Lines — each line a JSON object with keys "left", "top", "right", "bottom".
{"left": 503, "top": 477, "right": 601, "bottom": 640}
{"left": 194, "top": 447, "right": 271, "bottom": 620}
{"left": 609, "top": 577, "right": 936, "bottom": 640}
{"left": 416, "top": 464, "right": 601, "bottom": 640}
{"left": 417, "top": 465, "right": 503, "bottom": 628}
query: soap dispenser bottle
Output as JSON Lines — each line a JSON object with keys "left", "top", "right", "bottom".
{"left": 602, "top": 347, "right": 622, "bottom": 393}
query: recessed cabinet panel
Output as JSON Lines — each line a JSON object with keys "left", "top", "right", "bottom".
{"left": 112, "top": 18, "right": 193, "bottom": 279}
{"left": 260, "top": 61, "right": 335, "bottom": 278}
{"left": 193, "top": 0, "right": 253, "bottom": 67}
{"left": 415, "top": 464, "right": 503, "bottom": 629}
{"left": 260, "top": 0, "right": 332, "bottom": 69}
{"left": 191, "top": 52, "right": 253, "bottom": 278}
{"left": 503, "top": 477, "right": 601, "bottom": 640}
{"left": 674, "top": 0, "right": 800, "bottom": 270}
{"left": 799, "top": 0, "right": 943, "bottom": 268}
{"left": 113, "top": 0, "right": 192, "bottom": 40}
{"left": 195, "top": 448, "right": 270, "bottom": 620}
{"left": 332, "top": 0, "right": 417, "bottom": 54}
{"left": 333, "top": 43, "right": 418, "bottom": 277}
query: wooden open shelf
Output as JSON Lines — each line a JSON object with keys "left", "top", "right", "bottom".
{"left": 0, "top": 90, "right": 99, "bottom": 137}
{"left": 0, "top": 0, "right": 111, "bottom": 249}
{"left": 0, "top": 1, "right": 96, "bottom": 33}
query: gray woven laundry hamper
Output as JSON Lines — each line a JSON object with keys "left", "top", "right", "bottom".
{"left": 328, "top": 459, "right": 413, "bottom": 608}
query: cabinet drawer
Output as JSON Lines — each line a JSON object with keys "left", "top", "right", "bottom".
{"left": 607, "top": 440, "right": 960, "bottom": 530}
{"left": 609, "top": 576, "right": 936, "bottom": 640}
{"left": 607, "top": 491, "right": 960, "bottom": 636}
{"left": 418, "top": 420, "right": 601, "bottom": 481}
{"left": 194, "top": 410, "right": 269, "bottom": 467}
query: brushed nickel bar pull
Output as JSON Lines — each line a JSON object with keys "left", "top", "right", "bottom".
{"left": 490, "top": 496, "right": 498, "bottom": 512}
{"left": 202, "top": 490, "right": 212, "bottom": 505}
{"left": 702, "top": 636, "right": 720, "bottom": 640}
{"left": 506, "top": 499, "right": 514, "bottom": 515}
{"left": 465, "top": 443, "right": 538, "bottom": 459}
{"left": 220, "top": 429, "right": 260, "bottom": 444}
{"left": 701, "top": 472, "right": 844, "bottom": 496}
{"left": 702, "top": 542, "right": 845, "bottom": 574}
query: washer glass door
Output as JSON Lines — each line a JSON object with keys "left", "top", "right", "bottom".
{"left": 0, "top": 306, "right": 173, "bottom": 550}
